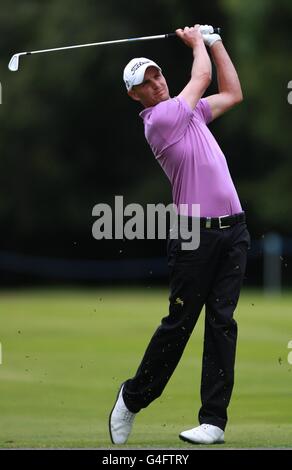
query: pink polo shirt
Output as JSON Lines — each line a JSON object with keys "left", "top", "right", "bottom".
{"left": 140, "top": 96, "right": 242, "bottom": 217}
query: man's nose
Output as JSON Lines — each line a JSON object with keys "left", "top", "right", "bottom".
{"left": 152, "top": 80, "right": 160, "bottom": 89}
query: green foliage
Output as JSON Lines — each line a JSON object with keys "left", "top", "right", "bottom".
{"left": 220, "top": 0, "right": 292, "bottom": 232}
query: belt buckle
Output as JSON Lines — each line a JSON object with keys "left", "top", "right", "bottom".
{"left": 219, "top": 215, "right": 231, "bottom": 229}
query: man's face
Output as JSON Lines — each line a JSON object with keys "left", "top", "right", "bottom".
{"left": 128, "top": 66, "right": 170, "bottom": 108}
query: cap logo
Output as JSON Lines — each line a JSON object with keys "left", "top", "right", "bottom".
{"left": 131, "top": 60, "right": 151, "bottom": 76}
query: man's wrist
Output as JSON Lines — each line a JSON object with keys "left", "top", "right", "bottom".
{"left": 192, "top": 38, "right": 207, "bottom": 52}
{"left": 202, "top": 33, "right": 222, "bottom": 48}
{"left": 209, "top": 35, "right": 222, "bottom": 48}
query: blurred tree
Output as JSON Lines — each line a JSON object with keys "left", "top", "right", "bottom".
{"left": 220, "top": 0, "right": 292, "bottom": 235}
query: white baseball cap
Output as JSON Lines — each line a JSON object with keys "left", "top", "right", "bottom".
{"left": 123, "top": 57, "right": 162, "bottom": 91}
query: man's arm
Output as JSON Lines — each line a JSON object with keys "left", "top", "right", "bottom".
{"left": 176, "top": 25, "right": 212, "bottom": 110}
{"left": 205, "top": 41, "right": 243, "bottom": 121}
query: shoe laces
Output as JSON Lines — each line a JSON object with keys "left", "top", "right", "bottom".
{"left": 201, "top": 424, "right": 211, "bottom": 430}
{"left": 201, "top": 424, "right": 223, "bottom": 435}
{"left": 120, "top": 407, "right": 135, "bottom": 424}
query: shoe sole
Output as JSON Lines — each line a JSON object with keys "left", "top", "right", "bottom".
{"left": 108, "top": 383, "right": 125, "bottom": 445}
{"left": 179, "top": 434, "right": 225, "bottom": 445}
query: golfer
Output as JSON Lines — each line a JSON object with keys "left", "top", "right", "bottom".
{"left": 109, "top": 24, "right": 250, "bottom": 445}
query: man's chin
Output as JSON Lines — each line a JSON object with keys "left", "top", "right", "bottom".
{"left": 153, "top": 94, "right": 169, "bottom": 105}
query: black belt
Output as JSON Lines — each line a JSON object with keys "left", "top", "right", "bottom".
{"left": 177, "top": 212, "right": 245, "bottom": 230}
{"left": 200, "top": 212, "right": 246, "bottom": 229}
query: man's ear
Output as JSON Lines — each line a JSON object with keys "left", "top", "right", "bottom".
{"left": 128, "top": 89, "right": 140, "bottom": 102}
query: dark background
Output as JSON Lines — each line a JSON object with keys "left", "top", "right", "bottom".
{"left": 0, "top": 0, "right": 291, "bottom": 286}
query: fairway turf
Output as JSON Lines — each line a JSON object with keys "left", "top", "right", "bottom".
{"left": 0, "top": 288, "right": 292, "bottom": 449}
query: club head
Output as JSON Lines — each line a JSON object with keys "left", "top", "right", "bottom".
{"left": 8, "top": 54, "right": 20, "bottom": 72}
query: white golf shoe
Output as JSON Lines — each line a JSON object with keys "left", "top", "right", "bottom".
{"left": 109, "top": 384, "right": 136, "bottom": 444}
{"left": 179, "top": 424, "right": 225, "bottom": 444}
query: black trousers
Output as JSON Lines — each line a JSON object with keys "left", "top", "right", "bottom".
{"left": 123, "top": 221, "right": 250, "bottom": 431}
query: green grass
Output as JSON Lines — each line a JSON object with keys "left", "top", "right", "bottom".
{"left": 0, "top": 287, "right": 292, "bottom": 448}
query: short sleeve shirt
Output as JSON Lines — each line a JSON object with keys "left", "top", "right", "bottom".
{"left": 140, "top": 96, "right": 242, "bottom": 217}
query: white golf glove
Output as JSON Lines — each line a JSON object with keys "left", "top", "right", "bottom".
{"left": 199, "top": 24, "right": 222, "bottom": 48}
{"left": 199, "top": 25, "right": 215, "bottom": 35}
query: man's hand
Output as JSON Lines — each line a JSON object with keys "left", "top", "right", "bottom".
{"left": 175, "top": 25, "right": 205, "bottom": 49}
{"left": 199, "top": 25, "right": 222, "bottom": 48}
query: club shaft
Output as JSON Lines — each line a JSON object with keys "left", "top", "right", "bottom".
{"left": 23, "top": 34, "right": 171, "bottom": 57}
{"left": 9, "top": 27, "right": 221, "bottom": 72}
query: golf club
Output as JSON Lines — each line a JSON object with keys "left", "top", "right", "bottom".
{"left": 8, "top": 26, "right": 221, "bottom": 72}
